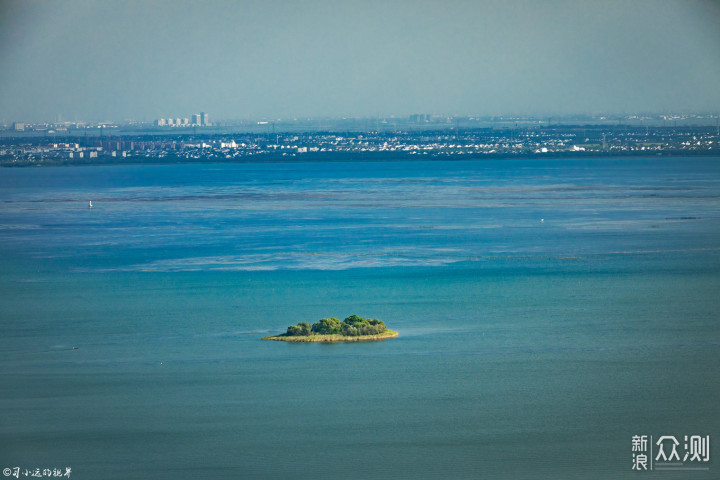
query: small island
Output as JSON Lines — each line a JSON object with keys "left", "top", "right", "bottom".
{"left": 262, "top": 315, "right": 398, "bottom": 342}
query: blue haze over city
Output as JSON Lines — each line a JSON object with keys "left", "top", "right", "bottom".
{"left": 1, "top": 2, "right": 719, "bottom": 480}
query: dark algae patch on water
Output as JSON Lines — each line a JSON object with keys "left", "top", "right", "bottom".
{"left": 262, "top": 315, "right": 398, "bottom": 342}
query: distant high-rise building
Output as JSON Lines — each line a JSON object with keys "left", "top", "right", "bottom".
{"left": 12, "top": 122, "right": 25, "bottom": 131}
{"left": 409, "top": 114, "right": 430, "bottom": 124}
{"left": 156, "top": 114, "right": 206, "bottom": 127}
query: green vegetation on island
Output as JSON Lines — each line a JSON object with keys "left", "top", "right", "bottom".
{"left": 262, "top": 315, "right": 398, "bottom": 342}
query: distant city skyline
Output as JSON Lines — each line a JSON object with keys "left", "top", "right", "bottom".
{"left": 4, "top": 111, "right": 720, "bottom": 136}
{"left": 0, "top": 110, "right": 720, "bottom": 126}
{"left": 1, "top": 0, "right": 719, "bottom": 123}
{"left": 5, "top": 110, "right": 719, "bottom": 126}
{"left": 4, "top": 120, "right": 719, "bottom": 168}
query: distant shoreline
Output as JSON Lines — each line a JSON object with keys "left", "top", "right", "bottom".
{"left": 2, "top": 150, "right": 720, "bottom": 168}
{"left": 2, "top": 122, "right": 718, "bottom": 167}
{"left": 262, "top": 330, "right": 399, "bottom": 343}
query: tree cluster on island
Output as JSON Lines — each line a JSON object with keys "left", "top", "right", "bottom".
{"left": 285, "top": 315, "right": 387, "bottom": 337}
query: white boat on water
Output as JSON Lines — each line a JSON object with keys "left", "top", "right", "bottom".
{"left": 88, "top": 201, "right": 93, "bottom": 208}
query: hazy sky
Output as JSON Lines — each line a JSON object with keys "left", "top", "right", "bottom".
{"left": 1, "top": 0, "right": 719, "bottom": 122}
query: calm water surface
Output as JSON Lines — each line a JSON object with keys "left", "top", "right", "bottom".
{"left": 1, "top": 158, "right": 718, "bottom": 479}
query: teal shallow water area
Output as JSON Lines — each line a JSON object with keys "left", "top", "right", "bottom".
{"left": 1, "top": 157, "right": 718, "bottom": 479}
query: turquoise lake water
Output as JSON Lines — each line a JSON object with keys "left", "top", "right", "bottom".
{"left": 0, "top": 157, "right": 718, "bottom": 479}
